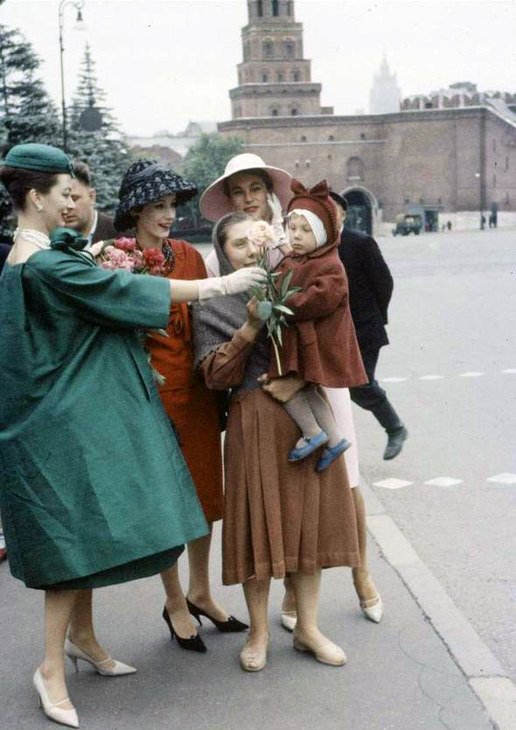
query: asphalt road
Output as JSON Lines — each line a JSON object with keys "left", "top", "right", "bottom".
{"left": 354, "top": 227, "right": 516, "bottom": 681}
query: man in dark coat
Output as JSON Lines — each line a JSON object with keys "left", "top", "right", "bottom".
{"left": 330, "top": 191, "right": 408, "bottom": 460}
{"left": 63, "top": 161, "right": 117, "bottom": 244}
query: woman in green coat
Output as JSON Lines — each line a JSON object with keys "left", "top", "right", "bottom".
{"left": 0, "top": 143, "right": 265, "bottom": 728}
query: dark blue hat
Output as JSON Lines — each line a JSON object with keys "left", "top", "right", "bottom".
{"left": 114, "top": 160, "right": 197, "bottom": 231}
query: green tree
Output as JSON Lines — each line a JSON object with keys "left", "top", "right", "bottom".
{"left": 179, "top": 133, "right": 242, "bottom": 227}
{"left": 67, "top": 44, "right": 129, "bottom": 212}
{"left": 0, "top": 24, "right": 61, "bottom": 231}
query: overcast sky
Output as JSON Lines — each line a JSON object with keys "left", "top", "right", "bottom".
{"left": 2, "top": 0, "right": 515, "bottom": 137}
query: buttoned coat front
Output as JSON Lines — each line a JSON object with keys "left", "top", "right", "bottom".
{"left": 269, "top": 240, "right": 367, "bottom": 388}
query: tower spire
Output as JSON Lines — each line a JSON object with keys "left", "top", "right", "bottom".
{"left": 230, "top": 0, "right": 324, "bottom": 118}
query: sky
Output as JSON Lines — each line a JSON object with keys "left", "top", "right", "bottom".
{"left": 1, "top": 0, "right": 515, "bottom": 137}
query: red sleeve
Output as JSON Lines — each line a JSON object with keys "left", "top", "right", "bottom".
{"left": 199, "top": 330, "right": 255, "bottom": 390}
{"left": 283, "top": 258, "right": 348, "bottom": 321}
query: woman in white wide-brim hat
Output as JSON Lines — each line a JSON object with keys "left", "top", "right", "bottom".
{"left": 200, "top": 153, "right": 293, "bottom": 275}
{"left": 200, "top": 153, "right": 383, "bottom": 629}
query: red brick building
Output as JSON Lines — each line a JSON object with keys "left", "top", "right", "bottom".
{"left": 219, "top": 0, "right": 516, "bottom": 233}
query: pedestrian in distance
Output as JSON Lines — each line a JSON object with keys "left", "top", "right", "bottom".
{"left": 63, "top": 160, "right": 117, "bottom": 244}
{"left": 201, "top": 154, "right": 384, "bottom": 630}
{"left": 0, "top": 143, "right": 266, "bottom": 728}
{"left": 112, "top": 159, "right": 249, "bottom": 654}
{"left": 193, "top": 211, "right": 361, "bottom": 672}
{"left": 330, "top": 191, "right": 408, "bottom": 461}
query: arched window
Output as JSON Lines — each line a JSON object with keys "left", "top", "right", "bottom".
{"left": 243, "top": 41, "right": 250, "bottom": 61}
{"left": 284, "top": 40, "right": 294, "bottom": 58}
{"left": 277, "top": 72, "right": 284, "bottom": 82}
{"left": 328, "top": 135, "right": 334, "bottom": 141}
{"left": 263, "top": 39, "right": 273, "bottom": 58}
{"left": 257, "top": 0, "right": 263, "bottom": 17}
{"left": 287, "top": 1, "right": 293, "bottom": 16}
{"left": 360, "top": 132, "right": 366, "bottom": 140}
{"left": 262, "top": 72, "right": 268, "bottom": 83}
{"left": 346, "top": 157, "right": 365, "bottom": 181}
{"left": 291, "top": 108, "right": 298, "bottom": 116}
{"left": 271, "top": 108, "right": 279, "bottom": 117}
{"left": 272, "top": 0, "right": 279, "bottom": 17}
{"left": 292, "top": 70, "right": 300, "bottom": 82}
{"left": 301, "top": 135, "right": 307, "bottom": 142}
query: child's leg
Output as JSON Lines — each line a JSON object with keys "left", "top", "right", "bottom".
{"left": 283, "top": 389, "right": 324, "bottom": 449}
{"left": 304, "top": 386, "right": 344, "bottom": 447}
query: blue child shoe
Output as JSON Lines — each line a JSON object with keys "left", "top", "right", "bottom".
{"left": 288, "top": 431, "right": 328, "bottom": 462}
{"left": 316, "top": 439, "right": 351, "bottom": 472}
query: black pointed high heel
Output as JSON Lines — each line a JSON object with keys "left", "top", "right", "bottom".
{"left": 186, "top": 598, "right": 249, "bottom": 633}
{"left": 162, "top": 607, "right": 207, "bottom": 653}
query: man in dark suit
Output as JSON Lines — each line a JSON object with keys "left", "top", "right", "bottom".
{"left": 330, "top": 192, "right": 408, "bottom": 460}
{"left": 63, "top": 161, "right": 117, "bottom": 244}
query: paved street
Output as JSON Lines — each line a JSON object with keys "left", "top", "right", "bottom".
{"left": 0, "top": 227, "right": 514, "bottom": 729}
{"left": 357, "top": 227, "right": 516, "bottom": 683}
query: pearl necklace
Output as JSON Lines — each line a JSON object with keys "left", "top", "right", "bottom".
{"left": 14, "top": 228, "right": 51, "bottom": 249}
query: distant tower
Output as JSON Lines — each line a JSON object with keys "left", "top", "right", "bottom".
{"left": 369, "top": 55, "right": 400, "bottom": 114}
{"left": 230, "top": 0, "right": 326, "bottom": 118}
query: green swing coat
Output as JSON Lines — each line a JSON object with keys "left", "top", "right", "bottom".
{"left": 0, "top": 248, "right": 208, "bottom": 589}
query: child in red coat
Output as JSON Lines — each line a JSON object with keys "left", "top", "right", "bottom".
{"left": 269, "top": 179, "right": 367, "bottom": 470}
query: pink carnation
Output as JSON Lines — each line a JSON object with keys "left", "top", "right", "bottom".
{"left": 115, "top": 237, "right": 137, "bottom": 252}
{"left": 250, "top": 221, "right": 276, "bottom": 248}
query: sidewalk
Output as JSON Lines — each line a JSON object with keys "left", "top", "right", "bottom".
{"left": 0, "top": 513, "right": 496, "bottom": 730}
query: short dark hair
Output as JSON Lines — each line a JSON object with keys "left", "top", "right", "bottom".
{"left": 0, "top": 166, "right": 59, "bottom": 212}
{"left": 222, "top": 168, "right": 273, "bottom": 198}
{"left": 216, "top": 212, "right": 250, "bottom": 249}
{"left": 72, "top": 160, "right": 92, "bottom": 187}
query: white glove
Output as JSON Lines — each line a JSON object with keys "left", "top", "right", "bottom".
{"left": 197, "top": 267, "right": 267, "bottom": 300}
{"left": 267, "top": 193, "right": 288, "bottom": 248}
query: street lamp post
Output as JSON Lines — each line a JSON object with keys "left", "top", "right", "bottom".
{"left": 58, "top": 0, "right": 85, "bottom": 152}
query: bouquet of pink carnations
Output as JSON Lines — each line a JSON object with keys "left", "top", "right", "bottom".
{"left": 98, "top": 237, "right": 167, "bottom": 276}
{"left": 95, "top": 238, "right": 168, "bottom": 385}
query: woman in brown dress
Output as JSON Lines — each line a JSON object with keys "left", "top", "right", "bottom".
{"left": 193, "top": 212, "right": 361, "bottom": 672}
{"left": 113, "top": 161, "right": 248, "bottom": 653}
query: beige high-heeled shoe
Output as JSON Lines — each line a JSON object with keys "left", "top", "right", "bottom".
{"left": 293, "top": 635, "right": 347, "bottom": 666}
{"left": 65, "top": 639, "right": 137, "bottom": 676}
{"left": 360, "top": 595, "right": 384, "bottom": 623}
{"left": 239, "top": 639, "right": 268, "bottom": 672}
{"left": 280, "top": 609, "right": 297, "bottom": 632}
{"left": 33, "top": 668, "right": 79, "bottom": 728}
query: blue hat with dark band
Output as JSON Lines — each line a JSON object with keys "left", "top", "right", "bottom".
{"left": 2, "top": 143, "right": 73, "bottom": 175}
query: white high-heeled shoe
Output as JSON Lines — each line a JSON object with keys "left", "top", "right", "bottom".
{"left": 293, "top": 635, "right": 347, "bottom": 666}
{"left": 280, "top": 610, "right": 297, "bottom": 632}
{"left": 360, "top": 595, "right": 384, "bottom": 623}
{"left": 65, "top": 639, "right": 137, "bottom": 676}
{"left": 33, "top": 668, "right": 79, "bottom": 728}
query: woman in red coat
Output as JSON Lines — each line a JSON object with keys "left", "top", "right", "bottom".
{"left": 268, "top": 180, "right": 367, "bottom": 470}
{"left": 113, "top": 160, "right": 249, "bottom": 653}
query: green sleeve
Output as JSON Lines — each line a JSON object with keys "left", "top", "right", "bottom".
{"left": 26, "top": 250, "right": 171, "bottom": 330}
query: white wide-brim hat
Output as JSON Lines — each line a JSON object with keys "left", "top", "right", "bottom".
{"left": 200, "top": 153, "right": 293, "bottom": 222}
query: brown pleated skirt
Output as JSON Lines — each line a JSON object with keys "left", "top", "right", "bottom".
{"left": 222, "top": 388, "right": 360, "bottom": 585}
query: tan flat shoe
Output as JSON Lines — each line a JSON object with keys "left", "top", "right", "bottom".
{"left": 239, "top": 640, "right": 268, "bottom": 672}
{"left": 293, "top": 636, "right": 347, "bottom": 666}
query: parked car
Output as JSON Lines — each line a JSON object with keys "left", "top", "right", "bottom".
{"left": 392, "top": 214, "right": 422, "bottom": 236}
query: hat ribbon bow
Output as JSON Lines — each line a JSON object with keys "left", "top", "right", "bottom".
{"left": 291, "top": 179, "right": 330, "bottom": 200}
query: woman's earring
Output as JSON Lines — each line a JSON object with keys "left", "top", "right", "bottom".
{"left": 36, "top": 204, "right": 44, "bottom": 213}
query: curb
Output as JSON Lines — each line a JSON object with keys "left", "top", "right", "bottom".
{"left": 361, "top": 476, "right": 516, "bottom": 730}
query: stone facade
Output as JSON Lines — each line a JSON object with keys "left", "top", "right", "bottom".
{"left": 219, "top": 1, "right": 516, "bottom": 232}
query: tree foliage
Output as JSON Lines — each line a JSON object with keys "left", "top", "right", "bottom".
{"left": 67, "top": 44, "right": 130, "bottom": 212}
{"left": 0, "top": 24, "right": 61, "bottom": 231}
{"left": 179, "top": 133, "right": 243, "bottom": 225}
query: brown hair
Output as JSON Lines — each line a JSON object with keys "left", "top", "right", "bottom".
{"left": 222, "top": 168, "right": 273, "bottom": 198}
{"left": 216, "top": 212, "right": 250, "bottom": 249}
{"left": 72, "top": 160, "right": 92, "bottom": 187}
{"left": 0, "top": 166, "right": 59, "bottom": 212}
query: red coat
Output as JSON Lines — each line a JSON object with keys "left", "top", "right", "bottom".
{"left": 269, "top": 239, "right": 367, "bottom": 388}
